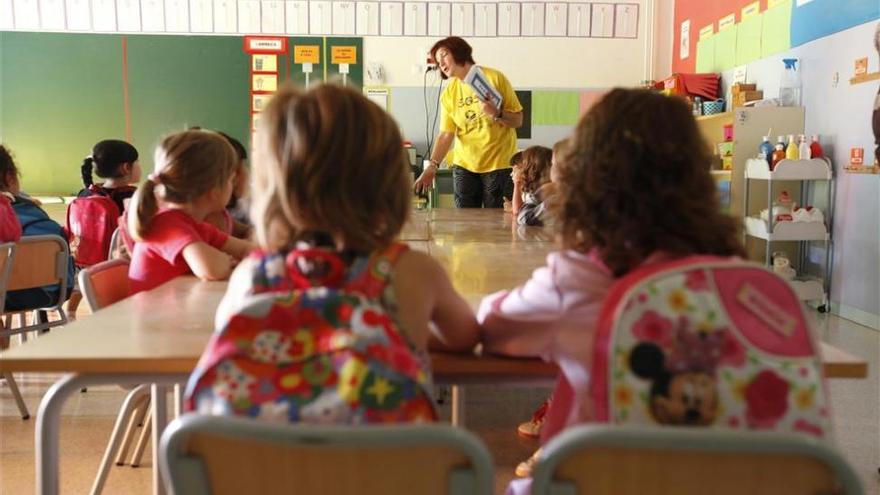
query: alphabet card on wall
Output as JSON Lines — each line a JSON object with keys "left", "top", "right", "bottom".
{"left": 189, "top": 0, "right": 212, "bottom": 32}
{"left": 91, "top": 0, "right": 116, "bottom": 31}
{"left": 380, "top": 2, "right": 403, "bottom": 35}
{"left": 261, "top": 0, "right": 285, "bottom": 33}
{"left": 474, "top": 3, "right": 497, "bottom": 37}
{"left": 497, "top": 2, "right": 520, "bottom": 36}
{"left": 333, "top": 1, "right": 356, "bottom": 35}
{"left": 404, "top": 2, "right": 427, "bottom": 36}
{"left": 545, "top": 2, "right": 567, "bottom": 37}
{"left": 568, "top": 3, "right": 591, "bottom": 37}
{"left": 213, "top": 0, "right": 236, "bottom": 33}
{"left": 11, "top": 0, "right": 38, "bottom": 29}
{"left": 141, "top": 0, "right": 165, "bottom": 31}
{"left": 614, "top": 3, "right": 638, "bottom": 38}
{"left": 521, "top": 2, "right": 544, "bottom": 36}
{"left": 356, "top": 1, "right": 380, "bottom": 35}
{"left": 286, "top": 1, "right": 309, "bottom": 34}
{"left": 428, "top": 2, "right": 450, "bottom": 36}
{"left": 165, "top": 0, "right": 189, "bottom": 32}
{"left": 592, "top": 3, "right": 614, "bottom": 38}
{"left": 39, "top": 0, "right": 65, "bottom": 29}
{"left": 309, "top": 1, "right": 331, "bottom": 35}
{"left": 451, "top": 3, "right": 474, "bottom": 36}
{"left": 237, "top": 0, "right": 261, "bottom": 33}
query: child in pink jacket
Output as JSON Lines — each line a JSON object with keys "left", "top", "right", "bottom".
{"left": 477, "top": 88, "right": 745, "bottom": 493}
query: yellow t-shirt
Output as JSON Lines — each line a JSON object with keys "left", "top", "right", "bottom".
{"left": 440, "top": 66, "right": 523, "bottom": 174}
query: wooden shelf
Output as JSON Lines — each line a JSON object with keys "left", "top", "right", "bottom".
{"left": 696, "top": 111, "right": 733, "bottom": 122}
{"left": 850, "top": 72, "right": 880, "bottom": 85}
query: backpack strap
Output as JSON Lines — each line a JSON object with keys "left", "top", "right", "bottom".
{"left": 344, "top": 243, "right": 409, "bottom": 297}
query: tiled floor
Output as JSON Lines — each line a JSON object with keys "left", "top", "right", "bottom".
{"left": 1, "top": 312, "right": 877, "bottom": 494}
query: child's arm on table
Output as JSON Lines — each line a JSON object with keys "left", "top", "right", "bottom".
{"left": 393, "top": 250, "right": 479, "bottom": 353}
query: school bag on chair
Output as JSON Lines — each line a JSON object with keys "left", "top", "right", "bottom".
{"left": 185, "top": 237, "right": 438, "bottom": 424}
{"left": 66, "top": 185, "right": 121, "bottom": 267}
{"left": 583, "top": 255, "right": 831, "bottom": 438}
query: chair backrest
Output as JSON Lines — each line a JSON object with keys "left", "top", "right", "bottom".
{"left": 8, "top": 235, "right": 70, "bottom": 297}
{"left": 578, "top": 256, "right": 830, "bottom": 439}
{"left": 160, "top": 414, "right": 494, "bottom": 495}
{"left": 530, "top": 425, "right": 863, "bottom": 495}
{"left": 108, "top": 227, "right": 122, "bottom": 260}
{"left": 78, "top": 258, "right": 131, "bottom": 311}
{"left": 0, "top": 242, "right": 17, "bottom": 313}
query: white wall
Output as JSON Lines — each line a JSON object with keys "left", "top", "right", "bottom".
{"left": 366, "top": 32, "right": 649, "bottom": 87}
{"left": 721, "top": 20, "right": 880, "bottom": 327}
{"left": 651, "top": 0, "right": 673, "bottom": 79}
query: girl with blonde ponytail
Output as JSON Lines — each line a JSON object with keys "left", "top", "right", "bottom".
{"left": 126, "top": 130, "right": 255, "bottom": 294}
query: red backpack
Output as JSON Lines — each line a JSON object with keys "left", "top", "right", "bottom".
{"left": 66, "top": 186, "right": 121, "bottom": 267}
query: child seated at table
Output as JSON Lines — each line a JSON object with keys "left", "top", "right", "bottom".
{"left": 477, "top": 88, "right": 746, "bottom": 487}
{"left": 126, "top": 130, "right": 255, "bottom": 294}
{"left": 511, "top": 145, "right": 551, "bottom": 224}
{"left": 0, "top": 145, "right": 75, "bottom": 315}
{"left": 186, "top": 83, "right": 479, "bottom": 424}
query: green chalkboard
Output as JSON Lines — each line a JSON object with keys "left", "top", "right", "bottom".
{"left": 125, "top": 35, "right": 250, "bottom": 173}
{"left": 0, "top": 33, "right": 125, "bottom": 195}
{"left": 0, "top": 33, "right": 252, "bottom": 195}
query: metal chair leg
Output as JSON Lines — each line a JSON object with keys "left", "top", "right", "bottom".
{"left": 130, "top": 407, "right": 152, "bottom": 467}
{"left": 90, "top": 385, "right": 150, "bottom": 494}
{"left": 115, "top": 395, "right": 150, "bottom": 465}
{"left": 2, "top": 372, "right": 30, "bottom": 420}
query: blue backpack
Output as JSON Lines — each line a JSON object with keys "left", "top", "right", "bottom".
{"left": 6, "top": 198, "right": 75, "bottom": 311}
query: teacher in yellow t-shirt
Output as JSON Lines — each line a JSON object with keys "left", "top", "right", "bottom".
{"left": 414, "top": 37, "right": 523, "bottom": 208}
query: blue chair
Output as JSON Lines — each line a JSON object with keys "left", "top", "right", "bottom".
{"left": 530, "top": 425, "right": 863, "bottom": 495}
{"left": 160, "top": 414, "right": 494, "bottom": 495}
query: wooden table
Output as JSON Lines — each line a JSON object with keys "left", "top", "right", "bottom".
{"left": 0, "top": 209, "right": 869, "bottom": 495}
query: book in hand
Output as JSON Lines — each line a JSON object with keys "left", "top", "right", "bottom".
{"left": 464, "top": 65, "right": 503, "bottom": 110}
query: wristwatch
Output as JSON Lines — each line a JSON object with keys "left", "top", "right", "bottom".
{"left": 427, "top": 159, "right": 440, "bottom": 170}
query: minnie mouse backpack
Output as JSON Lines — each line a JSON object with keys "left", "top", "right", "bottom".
{"left": 185, "top": 236, "right": 437, "bottom": 425}
{"left": 588, "top": 256, "right": 830, "bottom": 438}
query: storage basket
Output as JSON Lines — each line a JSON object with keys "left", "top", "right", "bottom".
{"left": 702, "top": 99, "right": 725, "bottom": 115}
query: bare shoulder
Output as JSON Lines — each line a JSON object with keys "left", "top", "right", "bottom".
{"left": 394, "top": 248, "right": 446, "bottom": 285}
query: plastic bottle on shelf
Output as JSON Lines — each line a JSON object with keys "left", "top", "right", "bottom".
{"left": 798, "top": 134, "right": 812, "bottom": 159}
{"left": 771, "top": 142, "right": 786, "bottom": 170}
{"left": 785, "top": 135, "right": 799, "bottom": 160}
{"left": 758, "top": 136, "right": 774, "bottom": 166}
{"left": 810, "top": 135, "right": 825, "bottom": 159}
{"left": 779, "top": 58, "right": 802, "bottom": 107}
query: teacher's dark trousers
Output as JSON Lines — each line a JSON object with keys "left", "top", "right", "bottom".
{"left": 453, "top": 166, "right": 514, "bottom": 208}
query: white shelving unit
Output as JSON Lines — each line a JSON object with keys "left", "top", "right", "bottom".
{"left": 743, "top": 158, "right": 835, "bottom": 310}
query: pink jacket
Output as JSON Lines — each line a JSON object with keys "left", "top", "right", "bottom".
{"left": 477, "top": 249, "right": 614, "bottom": 434}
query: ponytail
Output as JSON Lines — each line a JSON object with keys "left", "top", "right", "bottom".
{"left": 81, "top": 157, "right": 94, "bottom": 188}
{"left": 127, "top": 180, "right": 159, "bottom": 241}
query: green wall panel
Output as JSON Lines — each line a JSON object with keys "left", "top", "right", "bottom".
{"left": 0, "top": 32, "right": 124, "bottom": 195}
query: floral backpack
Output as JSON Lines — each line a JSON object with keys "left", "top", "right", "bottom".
{"left": 185, "top": 237, "right": 437, "bottom": 424}
{"left": 588, "top": 256, "right": 830, "bottom": 438}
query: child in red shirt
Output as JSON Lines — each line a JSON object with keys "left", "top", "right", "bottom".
{"left": 126, "top": 130, "right": 255, "bottom": 294}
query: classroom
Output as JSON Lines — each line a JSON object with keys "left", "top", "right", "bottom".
{"left": 0, "top": 0, "right": 878, "bottom": 493}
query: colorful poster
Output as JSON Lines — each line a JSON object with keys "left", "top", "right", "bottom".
{"left": 331, "top": 45, "right": 357, "bottom": 64}
{"left": 762, "top": 0, "right": 792, "bottom": 57}
{"left": 251, "top": 54, "right": 277, "bottom": 72}
{"left": 680, "top": 19, "right": 691, "bottom": 59}
{"left": 741, "top": 1, "right": 760, "bottom": 20}
{"left": 696, "top": 36, "right": 716, "bottom": 73}
{"left": 293, "top": 45, "right": 321, "bottom": 64}
{"left": 735, "top": 13, "right": 762, "bottom": 65}
{"left": 699, "top": 24, "right": 714, "bottom": 40}
{"left": 718, "top": 13, "right": 736, "bottom": 30}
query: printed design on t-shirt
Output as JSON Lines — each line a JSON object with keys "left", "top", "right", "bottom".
{"left": 457, "top": 95, "right": 484, "bottom": 134}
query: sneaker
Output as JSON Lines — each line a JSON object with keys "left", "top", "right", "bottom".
{"left": 514, "top": 448, "right": 542, "bottom": 477}
{"left": 517, "top": 399, "right": 549, "bottom": 438}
